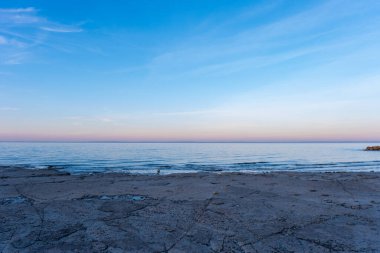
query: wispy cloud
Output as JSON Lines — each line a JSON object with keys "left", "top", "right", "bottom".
{"left": 129, "top": 0, "right": 380, "bottom": 82}
{"left": 40, "top": 26, "right": 83, "bottom": 33}
{"left": 0, "top": 35, "right": 6, "bottom": 44}
{"left": 3, "top": 52, "right": 30, "bottom": 65}
{"left": 0, "top": 7, "right": 35, "bottom": 13}
{"left": 0, "top": 107, "right": 19, "bottom": 111}
{"left": 0, "top": 6, "right": 83, "bottom": 65}
{"left": 152, "top": 109, "right": 230, "bottom": 117}
{"left": 0, "top": 7, "right": 41, "bottom": 24}
{"left": 63, "top": 110, "right": 216, "bottom": 127}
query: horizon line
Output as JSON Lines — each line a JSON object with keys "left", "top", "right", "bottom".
{"left": 1, "top": 140, "right": 379, "bottom": 144}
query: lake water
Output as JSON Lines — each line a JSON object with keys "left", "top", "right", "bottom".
{"left": 0, "top": 142, "right": 379, "bottom": 174}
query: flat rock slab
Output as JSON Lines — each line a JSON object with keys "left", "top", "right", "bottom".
{"left": 0, "top": 167, "right": 379, "bottom": 252}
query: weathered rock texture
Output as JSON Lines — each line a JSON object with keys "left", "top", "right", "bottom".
{"left": 365, "top": 146, "right": 380, "bottom": 151}
{"left": 0, "top": 167, "right": 379, "bottom": 252}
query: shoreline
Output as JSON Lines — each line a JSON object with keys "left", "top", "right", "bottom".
{"left": 1, "top": 166, "right": 379, "bottom": 252}
{"left": 2, "top": 165, "right": 380, "bottom": 176}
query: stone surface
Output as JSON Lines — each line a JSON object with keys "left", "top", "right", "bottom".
{"left": 365, "top": 146, "right": 380, "bottom": 151}
{"left": 0, "top": 167, "right": 379, "bottom": 252}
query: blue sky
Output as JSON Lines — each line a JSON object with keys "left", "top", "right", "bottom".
{"left": 1, "top": 0, "right": 380, "bottom": 141}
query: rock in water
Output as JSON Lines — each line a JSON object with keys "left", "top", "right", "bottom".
{"left": 365, "top": 146, "right": 380, "bottom": 151}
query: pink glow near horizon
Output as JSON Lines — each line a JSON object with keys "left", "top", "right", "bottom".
{"left": 1, "top": 128, "right": 379, "bottom": 142}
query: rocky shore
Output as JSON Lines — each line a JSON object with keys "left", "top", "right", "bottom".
{"left": 365, "top": 146, "right": 380, "bottom": 151}
{"left": 1, "top": 166, "right": 379, "bottom": 252}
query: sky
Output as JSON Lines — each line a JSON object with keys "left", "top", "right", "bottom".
{"left": 1, "top": 0, "right": 380, "bottom": 142}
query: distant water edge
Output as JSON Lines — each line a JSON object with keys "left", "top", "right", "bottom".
{"left": 0, "top": 142, "right": 379, "bottom": 174}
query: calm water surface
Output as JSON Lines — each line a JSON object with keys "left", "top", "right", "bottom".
{"left": 0, "top": 142, "right": 379, "bottom": 174}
